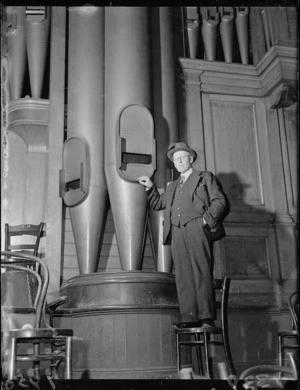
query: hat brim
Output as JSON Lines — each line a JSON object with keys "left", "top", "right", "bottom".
{"left": 167, "top": 147, "right": 197, "bottom": 162}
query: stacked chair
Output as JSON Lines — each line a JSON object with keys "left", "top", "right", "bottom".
{"left": 1, "top": 223, "right": 73, "bottom": 379}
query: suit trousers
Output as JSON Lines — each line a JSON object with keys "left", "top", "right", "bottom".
{"left": 171, "top": 217, "right": 215, "bottom": 322}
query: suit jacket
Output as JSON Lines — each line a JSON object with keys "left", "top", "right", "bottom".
{"left": 147, "top": 170, "right": 227, "bottom": 244}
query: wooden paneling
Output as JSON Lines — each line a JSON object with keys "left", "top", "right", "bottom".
{"left": 220, "top": 223, "right": 280, "bottom": 296}
{"left": 202, "top": 94, "right": 275, "bottom": 223}
{"left": 205, "top": 98, "right": 263, "bottom": 205}
{"left": 71, "top": 310, "right": 178, "bottom": 379}
{"left": 177, "top": 45, "right": 297, "bottom": 309}
{"left": 224, "top": 237, "right": 269, "bottom": 279}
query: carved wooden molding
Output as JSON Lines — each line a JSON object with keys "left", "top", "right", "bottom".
{"left": 7, "top": 98, "right": 49, "bottom": 153}
{"left": 265, "top": 81, "right": 297, "bottom": 109}
{"left": 178, "top": 45, "right": 297, "bottom": 107}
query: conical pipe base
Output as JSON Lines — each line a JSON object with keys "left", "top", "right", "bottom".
{"left": 69, "top": 187, "right": 108, "bottom": 274}
{"left": 105, "top": 170, "right": 148, "bottom": 271}
{"left": 25, "top": 9, "right": 50, "bottom": 98}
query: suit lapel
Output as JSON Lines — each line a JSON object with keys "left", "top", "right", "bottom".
{"left": 187, "top": 170, "right": 202, "bottom": 196}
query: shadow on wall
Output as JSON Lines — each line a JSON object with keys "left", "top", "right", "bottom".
{"left": 214, "top": 171, "right": 294, "bottom": 373}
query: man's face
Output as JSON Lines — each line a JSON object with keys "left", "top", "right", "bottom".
{"left": 173, "top": 151, "right": 193, "bottom": 174}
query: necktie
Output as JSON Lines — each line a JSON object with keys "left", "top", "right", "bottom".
{"left": 180, "top": 176, "right": 185, "bottom": 187}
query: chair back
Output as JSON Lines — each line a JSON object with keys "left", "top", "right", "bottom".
{"left": 288, "top": 291, "right": 298, "bottom": 332}
{"left": 1, "top": 251, "right": 49, "bottom": 328}
{"left": 5, "top": 223, "right": 45, "bottom": 257}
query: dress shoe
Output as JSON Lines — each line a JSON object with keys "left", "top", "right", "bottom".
{"left": 201, "top": 319, "right": 215, "bottom": 328}
{"left": 173, "top": 321, "right": 203, "bottom": 329}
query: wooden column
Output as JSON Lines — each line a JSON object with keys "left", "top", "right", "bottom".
{"left": 178, "top": 67, "right": 206, "bottom": 171}
{"left": 43, "top": 7, "right": 66, "bottom": 298}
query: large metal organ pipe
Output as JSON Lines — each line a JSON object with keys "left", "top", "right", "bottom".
{"left": 105, "top": 7, "right": 155, "bottom": 270}
{"left": 63, "top": 7, "right": 108, "bottom": 274}
{"left": 149, "top": 7, "right": 179, "bottom": 273}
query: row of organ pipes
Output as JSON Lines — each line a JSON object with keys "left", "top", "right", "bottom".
{"left": 6, "top": 6, "right": 276, "bottom": 100}
{"left": 184, "top": 6, "right": 272, "bottom": 63}
{"left": 4, "top": 6, "right": 274, "bottom": 275}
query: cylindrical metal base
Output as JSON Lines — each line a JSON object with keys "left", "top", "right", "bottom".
{"left": 59, "top": 272, "right": 191, "bottom": 379}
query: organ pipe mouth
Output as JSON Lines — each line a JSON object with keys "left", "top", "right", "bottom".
{"left": 60, "top": 137, "right": 90, "bottom": 207}
{"left": 117, "top": 104, "right": 156, "bottom": 183}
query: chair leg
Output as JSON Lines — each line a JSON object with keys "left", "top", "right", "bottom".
{"left": 33, "top": 343, "right": 41, "bottom": 379}
{"left": 176, "top": 333, "right": 180, "bottom": 372}
{"left": 50, "top": 361, "right": 59, "bottom": 379}
{"left": 278, "top": 335, "right": 283, "bottom": 366}
{"left": 8, "top": 337, "right": 17, "bottom": 380}
{"left": 65, "top": 336, "right": 72, "bottom": 379}
{"left": 203, "top": 332, "right": 211, "bottom": 378}
{"left": 195, "top": 333, "right": 204, "bottom": 376}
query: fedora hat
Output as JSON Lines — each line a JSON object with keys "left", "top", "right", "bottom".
{"left": 167, "top": 142, "right": 197, "bottom": 161}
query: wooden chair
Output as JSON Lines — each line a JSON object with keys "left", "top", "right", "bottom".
{"left": 1, "top": 251, "right": 73, "bottom": 380}
{"left": 172, "top": 277, "right": 236, "bottom": 378}
{"left": 5, "top": 223, "right": 45, "bottom": 256}
{"left": 4, "top": 223, "right": 45, "bottom": 270}
{"left": 278, "top": 291, "right": 299, "bottom": 366}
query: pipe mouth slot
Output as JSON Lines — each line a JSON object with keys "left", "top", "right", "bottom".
{"left": 66, "top": 178, "right": 81, "bottom": 191}
{"left": 122, "top": 152, "right": 152, "bottom": 165}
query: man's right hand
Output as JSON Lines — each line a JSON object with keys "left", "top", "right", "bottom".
{"left": 138, "top": 176, "right": 153, "bottom": 190}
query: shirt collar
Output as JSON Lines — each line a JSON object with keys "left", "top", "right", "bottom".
{"left": 181, "top": 168, "right": 193, "bottom": 181}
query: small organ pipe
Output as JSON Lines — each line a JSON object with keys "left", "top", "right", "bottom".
{"left": 235, "top": 7, "right": 249, "bottom": 65}
{"left": 260, "top": 8, "right": 271, "bottom": 51}
{"left": 6, "top": 7, "right": 27, "bottom": 100}
{"left": 25, "top": 7, "right": 50, "bottom": 98}
{"left": 201, "top": 9, "right": 219, "bottom": 61}
{"left": 220, "top": 8, "right": 234, "bottom": 63}
{"left": 186, "top": 20, "right": 199, "bottom": 59}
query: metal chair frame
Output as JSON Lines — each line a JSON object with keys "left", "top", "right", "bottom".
{"left": 1, "top": 251, "right": 73, "bottom": 380}
{"left": 173, "top": 277, "right": 236, "bottom": 378}
{"left": 278, "top": 291, "right": 299, "bottom": 366}
{"left": 240, "top": 352, "right": 298, "bottom": 381}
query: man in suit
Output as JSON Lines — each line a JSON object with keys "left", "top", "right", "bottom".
{"left": 138, "top": 142, "right": 228, "bottom": 328}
